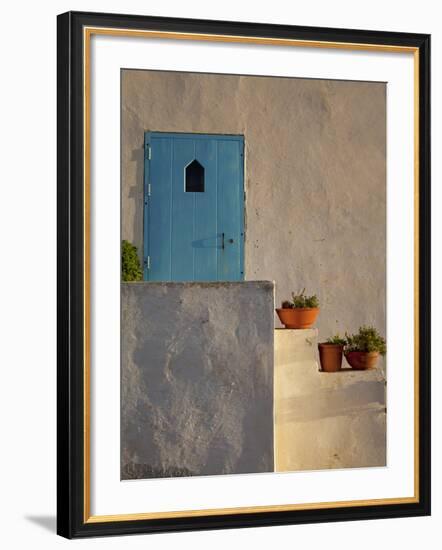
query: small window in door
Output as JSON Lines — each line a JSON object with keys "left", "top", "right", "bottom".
{"left": 185, "top": 159, "right": 205, "bottom": 192}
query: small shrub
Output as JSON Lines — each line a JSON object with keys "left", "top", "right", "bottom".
{"left": 345, "top": 325, "right": 386, "bottom": 355}
{"left": 122, "top": 240, "right": 143, "bottom": 282}
{"left": 326, "top": 334, "right": 347, "bottom": 346}
{"left": 281, "top": 289, "right": 319, "bottom": 309}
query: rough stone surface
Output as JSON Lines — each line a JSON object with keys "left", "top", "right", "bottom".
{"left": 274, "top": 329, "right": 386, "bottom": 471}
{"left": 121, "top": 70, "right": 386, "bottom": 342}
{"left": 121, "top": 281, "right": 275, "bottom": 479}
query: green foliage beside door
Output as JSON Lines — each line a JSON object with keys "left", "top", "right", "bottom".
{"left": 122, "top": 240, "right": 143, "bottom": 282}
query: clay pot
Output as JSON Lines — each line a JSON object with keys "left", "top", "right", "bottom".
{"left": 345, "top": 351, "right": 380, "bottom": 370}
{"left": 318, "top": 343, "right": 344, "bottom": 372}
{"left": 275, "top": 307, "right": 319, "bottom": 329}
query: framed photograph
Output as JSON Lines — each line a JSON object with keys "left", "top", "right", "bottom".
{"left": 57, "top": 11, "right": 431, "bottom": 538}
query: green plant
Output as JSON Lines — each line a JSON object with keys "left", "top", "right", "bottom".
{"left": 326, "top": 334, "right": 347, "bottom": 346}
{"left": 345, "top": 325, "right": 386, "bottom": 355}
{"left": 122, "top": 240, "right": 143, "bottom": 282}
{"left": 281, "top": 288, "right": 319, "bottom": 309}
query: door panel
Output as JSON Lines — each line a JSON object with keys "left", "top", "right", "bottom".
{"left": 171, "top": 138, "right": 195, "bottom": 281}
{"left": 144, "top": 132, "right": 244, "bottom": 281}
{"left": 217, "top": 139, "right": 243, "bottom": 281}
{"left": 194, "top": 138, "right": 218, "bottom": 281}
{"left": 146, "top": 137, "right": 172, "bottom": 279}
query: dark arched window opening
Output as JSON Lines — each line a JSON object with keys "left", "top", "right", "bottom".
{"left": 185, "top": 160, "right": 205, "bottom": 192}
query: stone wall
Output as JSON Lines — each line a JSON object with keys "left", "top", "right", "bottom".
{"left": 274, "top": 329, "right": 386, "bottom": 471}
{"left": 121, "top": 70, "right": 386, "bottom": 341}
{"left": 121, "top": 281, "right": 275, "bottom": 479}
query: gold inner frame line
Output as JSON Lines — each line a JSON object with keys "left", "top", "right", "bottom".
{"left": 83, "top": 26, "right": 420, "bottom": 524}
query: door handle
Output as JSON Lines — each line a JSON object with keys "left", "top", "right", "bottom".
{"left": 221, "top": 233, "right": 234, "bottom": 249}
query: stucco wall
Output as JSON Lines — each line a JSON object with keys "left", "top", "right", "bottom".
{"left": 274, "top": 329, "right": 386, "bottom": 471}
{"left": 121, "top": 69, "right": 386, "bottom": 345}
{"left": 121, "top": 281, "right": 275, "bottom": 479}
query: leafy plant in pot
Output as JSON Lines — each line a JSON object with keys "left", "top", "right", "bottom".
{"left": 276, "top": 289, "right": 319, "bottom": 329}
{"left": 318, "top": 334, "right": 347, "bottom": 372}
{"left": 344, "top": 325, "right": 386, "bottom": 370}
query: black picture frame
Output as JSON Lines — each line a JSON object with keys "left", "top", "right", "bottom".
{"left": 57, "top": 10, "right": 431, "bottom": 539}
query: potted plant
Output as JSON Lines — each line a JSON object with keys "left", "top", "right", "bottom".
{"left": 275, "top": 289, "right": 319, "bottom": 329}
{"left": 344, "top": 325, "right": 386, "bottom": 370}
{"left": 318, "top": 334, "right": 346, "bottom": 372}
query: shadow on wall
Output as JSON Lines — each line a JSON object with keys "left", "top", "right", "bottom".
{"left": 277, "top": 380, "right": 386, "bottom": 424}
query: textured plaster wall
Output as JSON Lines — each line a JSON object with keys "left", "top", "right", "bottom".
{"left": 274, "top": 329, "right": 386, "bottom": 471}
{"left": 122, "top": 70, "right": 386, "bottom": 343}
{"left": 121, "top": 281, "right": 275, "bottom": 479}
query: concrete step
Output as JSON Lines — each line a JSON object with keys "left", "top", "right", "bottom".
{"left": 274, "top": 328, "right": 386, "bottom": 472}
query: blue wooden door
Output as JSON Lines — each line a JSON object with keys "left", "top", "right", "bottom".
{"left": 144, "top": 132, "right": 244, "bottom": 281}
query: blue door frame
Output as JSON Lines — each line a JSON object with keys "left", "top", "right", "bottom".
{"left": 143, "top": 132, "right": 245, "bottom": 281}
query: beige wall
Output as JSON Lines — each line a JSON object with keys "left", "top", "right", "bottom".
{"left": 121, "top": 70, "right": 386, "bottom": 342}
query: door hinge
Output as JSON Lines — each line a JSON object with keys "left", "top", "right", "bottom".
{"left": 145, "top": 143, "right": 151, "bottom": 160}
{"left": 144, "top": 184, "right": 151, "bottom": 205}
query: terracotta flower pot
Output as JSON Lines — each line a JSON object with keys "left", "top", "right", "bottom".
{"left": 318, "top": 343, "right": 344, "bottom": 372}
{"left": 275, "top": 307, "right": 319, "bottom": 329}
{"left": 345, "top": 351, "right": 380, "bottom": 370}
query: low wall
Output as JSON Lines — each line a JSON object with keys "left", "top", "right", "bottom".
{"left": 274, "top": 329, "right": 386, "bottom": 471}
{"left": 121, "top": 281, "right": 275, "bottom": 479}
